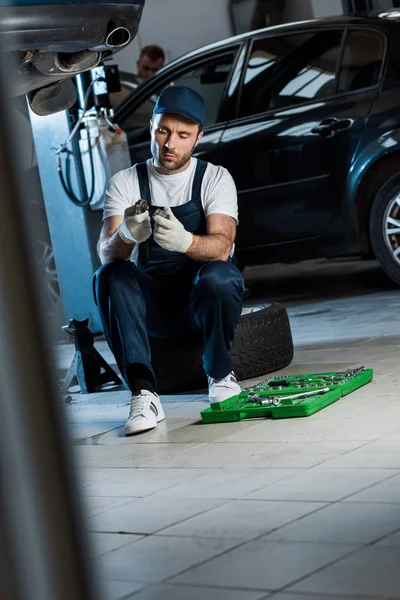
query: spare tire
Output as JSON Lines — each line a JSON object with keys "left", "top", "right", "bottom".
{"left": 150, "top": 302, "right": 293, "bottom": 394}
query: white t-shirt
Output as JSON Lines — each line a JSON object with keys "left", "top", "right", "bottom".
{"left": 103, "top": 157, "right": 238, "bottom": 263}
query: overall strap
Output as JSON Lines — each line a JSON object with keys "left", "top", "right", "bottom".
{"left": 136, "top": 161, "right": 152, "bottom": 205}
{"left": 191, "top": 159, "right": 208, "bottom": 201}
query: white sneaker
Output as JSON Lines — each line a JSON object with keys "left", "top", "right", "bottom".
{"left": 124, "top": 390, "right": 165, "bottom": 436}
{"left": 208, "top": 372, "right": 241, "bottom": 404}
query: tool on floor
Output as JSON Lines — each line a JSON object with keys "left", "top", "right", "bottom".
{"left": 201, "top": 367, "right": 373, "bottom": 423}
{"left": 61, "top": 318, "right": 122, "bottom": 394}
{"left": 249, "top": 387, "right": 330, "bottom": 406}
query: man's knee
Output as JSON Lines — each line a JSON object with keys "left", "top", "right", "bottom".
{"left": 195, "top": 261, "right": 244, "bottom": 297}
{"left": 93, "top": 260, "right": 136, "bottom": 300}
{"left": 95, "top": 260, "right": 133, "bottom": 285}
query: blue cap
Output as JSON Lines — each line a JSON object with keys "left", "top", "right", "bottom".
{"left": 153, "top": 86, "right": 206, "bottom": 127}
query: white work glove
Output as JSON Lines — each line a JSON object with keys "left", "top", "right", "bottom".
{"left": 153, "top": 206, "right": 193, "bottom": 253}
{"left": 117, "top": 205, "right": 152, "bottom": 244}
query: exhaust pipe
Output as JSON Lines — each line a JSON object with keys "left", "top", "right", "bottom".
{"left": 90, "top": 23, "right": 131, "bottom": 51}
{"left": 106, "top": 26, "right": 131, "bottom": 48}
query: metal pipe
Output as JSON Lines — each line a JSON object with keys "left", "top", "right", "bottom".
{"left": 0, "top": 35, "right": 98, "bottom": 600}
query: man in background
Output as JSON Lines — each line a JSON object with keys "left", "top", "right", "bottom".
{"left": 134, "top": 44, "right": 165, "bottom": 84}
{"left": 109, "top": 45, "right": 166, "bottom": 107}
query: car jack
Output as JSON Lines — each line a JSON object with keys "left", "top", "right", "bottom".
{"left": 61, "top": 318, "right": 122, "bottom": 394}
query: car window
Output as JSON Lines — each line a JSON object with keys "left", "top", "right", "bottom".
{"left": 338, "top": 30, "right": 384, "bottom": 93}
{"left": 239, "top": 30, "right": 344, "bottom": 118}
{"left": 120, "top": 53, "right": 236, "bottom": 135}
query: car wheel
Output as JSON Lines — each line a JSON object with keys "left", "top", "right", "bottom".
{"left": 150, "top": 303, "right": 294, "bottom": 394}
{"left": 370, "top": 172, "right": 400, "bottom": 285}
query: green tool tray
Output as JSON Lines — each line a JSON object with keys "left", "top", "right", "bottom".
{"left": 201, "top": 367, "right": 373, "bottom": 424}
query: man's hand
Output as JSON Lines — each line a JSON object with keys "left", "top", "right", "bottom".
{"left": 118, "top": 205, "right": 152, "bottom": 245}
{"left": 153, "top": 206, "right": 193, "bottom": 253}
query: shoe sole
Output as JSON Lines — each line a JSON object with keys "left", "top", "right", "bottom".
{"left": 124, "top": 421, "right": 157, "bottom": 436}
{"left": 124, "top": 410, "right": 165, "bottom": 436}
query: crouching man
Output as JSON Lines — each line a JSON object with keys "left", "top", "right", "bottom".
{"left": 94, "top": 85, "right": 244, "bottom": 435}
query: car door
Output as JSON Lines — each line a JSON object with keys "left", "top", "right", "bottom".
{"left": 117, "top": 47, "right": 241, "bottom": 167}
{"left": 213, "top": 27, "right": 385, "bottom": 253}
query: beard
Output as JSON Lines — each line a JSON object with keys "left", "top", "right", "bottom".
{"left": 151, "top": 140, "right": 196, "bottom": 172}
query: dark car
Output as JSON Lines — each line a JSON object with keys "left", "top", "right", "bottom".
{"left": 115, "top": 9, "right": 400, "bottom": 285}
{"left": 0, "top": 0, "right": 144, "bottom": 114}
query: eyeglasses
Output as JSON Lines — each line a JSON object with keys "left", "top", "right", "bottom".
{"left": 141, "top": 65, "right": 160, "bottom": 73}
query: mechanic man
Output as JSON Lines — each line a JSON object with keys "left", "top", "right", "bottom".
{"left": 134, "top": 44, "right": 165, "bottom": 84}
{"left": 94, "top": 86, "right": 244, "bottom": 435}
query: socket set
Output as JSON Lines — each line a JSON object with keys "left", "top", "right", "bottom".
{"left": 201, "top": 367, "right": 373, "bottom": 424}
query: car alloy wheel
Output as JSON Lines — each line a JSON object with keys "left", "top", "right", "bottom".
{"left": 383, "top": 191, "right": 400, "bottom": 266}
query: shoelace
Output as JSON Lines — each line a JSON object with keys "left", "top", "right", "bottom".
{"left": 209, "top": 373, "right": 237, "bottom": 387}
{"left": 128, "top": 395, "right": 152, "bottom": 419}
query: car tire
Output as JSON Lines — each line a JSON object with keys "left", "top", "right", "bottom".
{"left": 150, "top": 302, "right": 294, "bottom": 394}
{"left": 370, "top": 171, "right": 400, "bottom": 285}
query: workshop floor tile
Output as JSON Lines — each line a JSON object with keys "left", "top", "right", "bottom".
{"left": 170, "top": 540, "right": 357, "bottom": 590}
{"left": 87, "top": 495, "right": 225, "bottom": 535}
{"left": 265, "top": 501, "right": 400, "bottom": 545}
{"left": 156, "top": 468, "right": 301, "bottom": 499}
{"left": 343, "top": 472, "right": 400, "bottom": 503}
{"left": 156, "top": 499, "right": 326, "bottom": 542}
{"left": 146, "top": 442, "right": 283, "bottom": 469}
{"left": 83, "top": 467, "right": 211, "bottom": 498}
{"left": 97, "top": 536, "right": 238, "bottom": 583}
{"left": 268, "top": 594, "right": 384, "bottom": 600}
{"left": 84, "top": 496, "right": 135, "bottom": 519}
{"left": 125, "top": 583, "right": 268, "bottom": 600}
{"left": 244, "top": 468, "right": 397, "bottom": 502}
{"left": 316, "top": 440, "right": 400, "bottom": 469}
{"left": 79, "top": 443, "right": 203, "bottom": 468}
{"left": 89, "top": 532, "right": 143, "bottom": 556}
{"left": 99, "top": 579, "right": 146, "bottom": 600}
{"left": 289, "top": 545, "right": 400, "bottom": 598}
{"left": 56, "top": 270, "right": 400, "bottom": 599}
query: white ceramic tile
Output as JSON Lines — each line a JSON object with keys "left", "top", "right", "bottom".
{"left": 270, "top": 594, "right": 384, "bottom": 600}
{"left": 158, "top": 499, "right": 325, "bottom": 542}
{"left": 99, "top": 579, "right": 145, "bottom": 600}
{"left": 147, "top": 442, "right": 282, "bottom": 469}
{"left": 89, "top": 419, "right": 199, "bottom": 445}
{"left": 84, "top": 496, "right": 135, "bottom": 519}
{"left": 217, "top": 417, "right": 370, "bottom": 443}
{"left": 267, "top": 501, "right": 400, "bottom": 545}
{"left": 126, "top": 583, "right": 267, "bottom": 600}
{"left": 343, "top": 472, "right": 400, "bottom": 503}
{"left": 81, "top": 443, "right": 204, "bottom": 468}
{"left": 98, "top": 535, "right": 238, "bottom": 583}
{"left": 244, "top": 468, "right": 396, "bottom": 502}
{"left": 84, "top": 467, "right": 211, "bottom": 498}
{"left": 74, "top": 445, "right": 122, "bottom": 463}
{"left": 171, "top": 540, "right": 356, "bottom": 590}
{"left": 89, "top": 532, "right": 143, "bottom": 556}
{"left": 157, "top": 468, "right": 302, "bottom": 499}
{"left": 317, "top": 440, "right": 400, "bottom": 469}
{"left": 290, "top": 545, "right": 400, "bottom": 598}
{"left": 87, "top": 495, "right": 224, "bottom": 534}
{"left": 376, "top": 530, "right": 400, "bottom": 546}
{"left": 78, "top": 467, "right": 117, "bottom": 488}
{"left": 69, "top": 423, "right": 121, "bottom": 441}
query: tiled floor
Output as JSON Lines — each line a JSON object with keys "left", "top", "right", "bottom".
{"left": 58, "top": 262, "right": 400, "bottom": 600}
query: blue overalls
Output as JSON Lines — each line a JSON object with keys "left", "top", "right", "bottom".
{"left": 93, "top": 159, "right": 245, "bottom": 392}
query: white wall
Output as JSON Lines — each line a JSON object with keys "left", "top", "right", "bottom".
{"left": 310, "top": 0, "right": 344, "bottom": 18}
{"left": 114, "top": 0, "right": 346, "bottom": 75}
{"left": 114, "top": 0, "right": 233, "bottom": 74}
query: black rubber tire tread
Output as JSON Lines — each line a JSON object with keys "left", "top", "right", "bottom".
{"left": 150, "top": 302, "right": 294, "bottom": 394}
{"left": 370, "top": 171, "right": 400, "bottom": 286}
